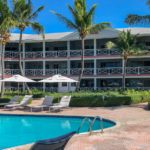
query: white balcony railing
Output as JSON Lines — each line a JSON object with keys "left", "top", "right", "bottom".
{"left": 45, "top": 69, "right": 68, "bottom": 75}
{"left": 25, "top": 69, "right": 43, "bottom": 76}
{"left": 5, "top": 69, "right": 21, "bottom": 75}
{"left": 97, "top": 49, "right": 121, "bottom": 56}
{"left": 97, "top": 67, "right": 123, "bottom": 75}
{"left": 25, "top": 51, "right": 43, "bottom": 58}
{"left": 30, "top": 87, "right": 43, "bottom": 91}
{"left": 70, "top": 49, "right": 94, "bottom": 57}
{"left": 45, "top": 51, "right": 67, "bottom": 57}
{"left": 5, "top": 51, "right": 23, "bottom": 58}
{"left": 45, "top": 87, "right": 58, "bottom": 92}
{"left": 126, "top": 67, "right": 150, "bottom": 74}
{"left": 70, "top": 68, "right": 94, "bottom": 75}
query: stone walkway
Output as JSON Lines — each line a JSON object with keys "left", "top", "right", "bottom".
{"left": 2, "top": 100, "right": 150, "bottom": 150}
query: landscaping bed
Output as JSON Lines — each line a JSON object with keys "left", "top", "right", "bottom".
{"left": 1, "top": 89, "right": 150, "bottom": 107}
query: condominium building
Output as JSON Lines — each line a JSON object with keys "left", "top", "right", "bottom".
{"left": 1, "top": 28, "right": 150, "bottom": 93}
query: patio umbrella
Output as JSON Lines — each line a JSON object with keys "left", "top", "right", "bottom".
{"left": 0, "top": 74, "right": 36, "bottom": 99}
{"left": 38, "top": 74, "right": 78, "bottom": 103}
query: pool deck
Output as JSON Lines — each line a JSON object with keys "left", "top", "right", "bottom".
{"left": 2, "top": 100, "right": 150, "bottom": 150}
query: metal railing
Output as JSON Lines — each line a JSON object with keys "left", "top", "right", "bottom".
{"left": 126, "top": 66, "right": 150, "bottom": 74}
{"left": 77, "top": 117, "right": 92, "bottom": 135}
{"left": 25, "top": 69, "right": 43, "bottom": 76}
{"left": 77, "top": 116, "right": 103, "bottom": 135}
{"left": 45, "top": 69, "right": 68, "bottom": 75}
{"left": 97, "top": 67, "right": 122, "bottom": 75}
{"left": 97, "top": 49, "right": 121, "bottom": 56}
{"left": 5, "top": 69, "right": 21, "bottom": 75}
{"left": 5, "top": 51, "right": 23, "bottom": 58}
{"left": 25, "top": 51, "right": 43, "bottom": 58}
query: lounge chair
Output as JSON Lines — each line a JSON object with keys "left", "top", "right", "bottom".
{"left": 4, "top": 95, "right": 33, "bottom": 111}
{"left": 31, "top": 96, "right": 54, "bottom": 112}
{"left": 30, "top": 131, "right": 76, "bottom": 150}
{"left": 49, "top": 96, "right": 71, "bottom": 113}
{"left": 0, "top": 95, "right": 21, "bottom": 107}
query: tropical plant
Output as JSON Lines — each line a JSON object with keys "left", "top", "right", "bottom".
{"left": 106, "top": 30, "right": 147, "bottom": 90}
{"left": 8, "top": 0, "right": 45, "bottom": 93}
{"left": 125, "top": 0, "right": 150, "bottom": 25}
{"left": 0, "top": 0, "right": 12, "bottom": 97}
{"left": 50, "top": 0, "right": 111, "bottom": 91}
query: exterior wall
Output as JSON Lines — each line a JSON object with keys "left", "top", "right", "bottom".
{"left": 2, "top": 33, "right": 150, "bottom": 92}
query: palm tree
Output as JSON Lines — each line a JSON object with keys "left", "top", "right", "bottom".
{"left": 106, "top": 30, "right": 147, "bottom": 90}
{"left": 0, "top": 0, "right": 12, "bottom": 97}
{"left": 125, "top": 0, "right": 150, "bottom": 25}
{"left": 50, "top": 0, "right": 111, "bottom": 91}
{"left": 10, "top": 0, "right": 45, "bottom": 93}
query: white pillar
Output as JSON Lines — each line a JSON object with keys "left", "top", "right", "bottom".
{"left": 23, "top": 83, "right": 25, "bottom": 92}
{"left": 94, "top": 39, "right": 96, "bottom": 56}
{"left": 23, "top": 61, "right": 25, "bottom": 75}
{"left": 67, "top": 41, "right": 70, "bottom": 57}
{"left": 23, "top": 43, "right": 25, "bottom": 58}
{"left": 68, "top": 59, "right": 70, "bottom": 76}
{"left": 94, "top": 78, "right": 97, "bottom": 90}
{"left": 43, "top": 40, "right": 45, "bottom": 58}
{"left": 43, "top": 60, "right": 45, "bottom": 76}
{"left": 94, "top": 59, "right": 97, "bottom": 75}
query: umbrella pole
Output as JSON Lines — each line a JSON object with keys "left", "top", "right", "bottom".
{"left": 18, "top": 82, "right": 19, "bottom": 101}
{"left": 58, "top": 83, "right": 59, "bottom": 103}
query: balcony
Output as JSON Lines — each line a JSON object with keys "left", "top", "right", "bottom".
{"left": 5, "top": 69, "right": 21, "bottom": 75}
{"left": 126, "top": 67, "right": 150, "bottom": 74}
{"left": 70, "top": 49, "right": 94, "bottom": 57}
{"left": 70, "top": 68, "right": 94, "bottom": 75}
{"left": 25, "top": 51, "right": 43, "bottom": 58}
{"left": 5, "top": 87, "right": 23, "bottom": 92}
{"left": 25, "top": 69, "right": 43, "bottom": 76}
{"left": 45, "top": 51, "right": 67, "bottom": 57}
{"left": 45, "top": 87, "right": 58, "bottom": 92}
{"left": 96, "top": 49, "right": 121, "bottom": 56}
{"left": 97, "top": 67, "right": 123, "bottom": 75}
{"left": 4, "top": 51, "right": 22, "bottom": 58}
{"left": 79, "top": 87, "right": 94, "bottom": 91}
{"left": 45, "top": 69, "right": 68, "bottom": 75}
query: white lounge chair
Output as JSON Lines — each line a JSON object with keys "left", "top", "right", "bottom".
{"left": 31, "top": 96, "right": 54, "bottom": 112}
{"left": 4, "top": 95, "right": 33, "bottom": 111}
{"left": 0, "top": 95, "right": 21, "bottom": 107}
{"left": 49, "top": 96, "right": 71, "bottom": 113}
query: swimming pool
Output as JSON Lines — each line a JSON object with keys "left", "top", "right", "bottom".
{"left": 0, "top": 114, "right": 115, "bottom": 149}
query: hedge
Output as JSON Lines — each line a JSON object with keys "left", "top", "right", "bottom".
{"left": 148, "top": 102, "right": 150, "bottom": 110}
{"left": 69, "top": 95, "right": 150, "bottom": 107}
{"left": 32, "top": 93, "right": 45, "bottom": 98}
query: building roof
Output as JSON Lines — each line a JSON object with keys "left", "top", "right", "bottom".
{"left": 9, "top": 27, "right": 150, "bottom": 42}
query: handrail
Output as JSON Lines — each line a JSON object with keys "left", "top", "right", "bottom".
{"left": 77, "top": 117, "right": 92, "bottom": 135}
{"left": 90, "top": 116, "right": 103, "bottom": 133}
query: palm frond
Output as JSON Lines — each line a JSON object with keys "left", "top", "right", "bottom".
{"left": 30, "top": 21, "right": 45, "bottom": 38}
{"left": 88, "top": 22, "right": 111, "bottom": 32}
{"left": 125, "top": 14, "right": 150, "bottom": 26}
{"left": 50, "top": 11, "right": 79, "bottom": 31}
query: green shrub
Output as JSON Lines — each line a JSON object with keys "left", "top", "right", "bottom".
{"left": 148, "top": 102, "right": 150, "bottom": 110}
{"left": 33, "top": 93, "right": 45, "bottom": 98}
{"left": 0, "top": 98, "right": 11, "bottom": 103}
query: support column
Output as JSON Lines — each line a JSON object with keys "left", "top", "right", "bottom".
{"left": 94, "top": 78, "right": 97, "bottom": 90}
{"left": 43, "top": 40, "right": 45, "bottom": 58}
{"left": 23, "top": 61, "right": 25, "bottom": 75}
{"left": 67, "top": 41, "right": 70, "bottom": 57}
{"left": 43, "top": 60, "right": 45, "bottom": 76}
{"left": 68, "top": 59, "right": 70, "bottom": 76}
{"left": 94, "top": 39, "right": 96, "bottom": 56}
{"left": 94, "top": 59, "right": 97, "bottom": 75}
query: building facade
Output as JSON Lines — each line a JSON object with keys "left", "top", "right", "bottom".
{"left": 1, "top": 28, "right": 150, "bottom": 93}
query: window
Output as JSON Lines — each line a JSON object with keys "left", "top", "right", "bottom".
{"left": 71, "top": 82, "right": 76, "bottom": 87}
{"left": 62, "top": 82, "right": 67, "bottom": 87}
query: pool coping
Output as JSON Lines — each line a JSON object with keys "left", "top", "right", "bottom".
{"left": 1, "top": 112, "right": 121, "bottom": 150}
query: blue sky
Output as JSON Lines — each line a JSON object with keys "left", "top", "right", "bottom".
{"left": 9, "top": 0, "right": 150, "bottom": 34}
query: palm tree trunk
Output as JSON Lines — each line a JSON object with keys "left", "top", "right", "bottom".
{"left": 1, "top": 44, "right": 5, "bottom": 98}
{"left": 75, "top": 37, "right": 85, "bottom": 91}
{"left": 123, "top": 58, "right": 127, "bottom": 90}
{"left": 19, "top": 29, "right": 31, "bottom": 93}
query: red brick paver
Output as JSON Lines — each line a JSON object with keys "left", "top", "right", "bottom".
{"left": 2, "top": 100, "right": 150, "bottom": 150}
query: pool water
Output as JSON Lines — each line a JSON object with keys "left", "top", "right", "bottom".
{"left": 0, "top": 115, "right": 115, "bottom": 149}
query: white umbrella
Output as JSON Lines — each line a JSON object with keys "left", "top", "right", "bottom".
{"left": 0, "top": 75, "right": 36, "bottom": 99}
{"left": 38, "top": 74, "right": 78, "bottom": 102}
